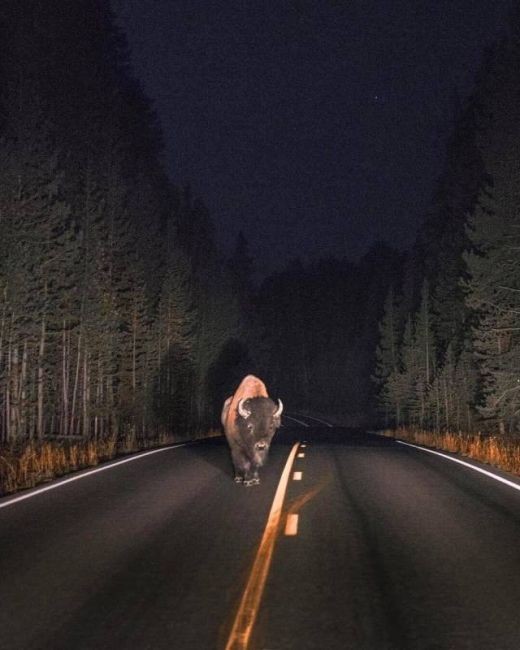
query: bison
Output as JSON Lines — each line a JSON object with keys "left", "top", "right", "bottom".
{"left": 221, "top": 375, "right": 283, "bottom": 486}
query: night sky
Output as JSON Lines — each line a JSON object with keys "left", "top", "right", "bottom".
{"left": 113, "top": 0, "right": 511, "bottom": 274}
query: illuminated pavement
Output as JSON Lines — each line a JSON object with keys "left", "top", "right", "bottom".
{"left": 1, "top": 423, "right": 520, "bottom": 648}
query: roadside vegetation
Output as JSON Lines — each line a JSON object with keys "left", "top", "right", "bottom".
{"left": 0, "top": 430, "right": 221, "bottom": 496}
{"left": 381, "top": 428, "right": 520, "bottom": 477}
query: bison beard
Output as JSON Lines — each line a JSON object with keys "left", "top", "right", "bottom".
{"left": 221, "top": 375, "right": 283, "bottom": 486}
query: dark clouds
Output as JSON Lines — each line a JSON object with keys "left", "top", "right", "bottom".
{"left": 113, "top": 0, "right": 510, "bottom": 273}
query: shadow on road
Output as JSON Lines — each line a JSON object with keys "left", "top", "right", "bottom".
{"left": 276, "top": 426, "right": 397, "bottom": 447}
{"left": 186, "top": 427, "right": 396, "bottom": 484}
{"left": 185, "top": 436, "right": 234, "bottom": 478}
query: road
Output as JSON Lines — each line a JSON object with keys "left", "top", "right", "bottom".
{"left": 2, "top": 418, "right": 520, "bottom": 649}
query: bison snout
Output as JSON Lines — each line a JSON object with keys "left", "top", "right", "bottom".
{"left": 255, "top": 441, "right": 268, "bottom": 451}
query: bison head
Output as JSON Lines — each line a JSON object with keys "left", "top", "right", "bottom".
{"left": 238, "top": 396, "right": 283, "bottom": 466}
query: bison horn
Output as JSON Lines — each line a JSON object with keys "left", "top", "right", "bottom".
{"left": 273, "top": 399, "right": 283, "bottom": 417}
{"left": 238, "top": 398, "right": 251, "bottom": 419}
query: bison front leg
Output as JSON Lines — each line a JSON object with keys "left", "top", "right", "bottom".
{"left": 243, "top": 464, "right": 261, "bottom": 487}
{"left": 250, "top": 468, "right": 260, "bottom": 485}
{"left": 231, "top": 447, "right": 260, "bottom": 487}
{"left": 231, "top": 447, "right": 249, "bottom": 484}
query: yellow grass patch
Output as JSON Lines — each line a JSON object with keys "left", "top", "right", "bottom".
{"left": 0, "top": 428, "right": 222, "bottom": 496}
{"left": 382, "top": 427, "right": 520, "bottom": 476}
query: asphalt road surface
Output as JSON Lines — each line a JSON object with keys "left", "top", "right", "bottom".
{"left": 2, "top": 418, "right": 520, "bottom": 649}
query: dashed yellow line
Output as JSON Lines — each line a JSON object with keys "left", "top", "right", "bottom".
{"left": 285, "top": 513, "right": 299, "bottom": 536}
{"left": 224, "top": 443, "right": 300, "bottom": 650}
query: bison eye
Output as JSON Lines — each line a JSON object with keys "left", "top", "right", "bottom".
{"left": 247, "top": 423, "right": 253, "bottom": 431}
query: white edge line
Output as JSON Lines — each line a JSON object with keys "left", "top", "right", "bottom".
{"left": 284, "top": 415, "right": 309, "bottom": 427}
{"left": 397, "top": 440, "right": 520, "bottom": 493}
{"left": 293, "top": 413, "right": 334, "bottom": 427}
{"left": 0, "top": 442, "right": 192, "bottom": 510}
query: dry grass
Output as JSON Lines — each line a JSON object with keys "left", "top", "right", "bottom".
{"left": 0, "top": 428, "right": 222, "bottom": 496}
{"left": 382, "top": 427, "right": 520, "bottom": 477}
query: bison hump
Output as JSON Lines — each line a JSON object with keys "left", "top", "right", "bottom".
{"left": 222, "top": 375, "right": 272, "bottom": 433}
{"left": 234, "top": 375, "right": 268, "bottom": 399}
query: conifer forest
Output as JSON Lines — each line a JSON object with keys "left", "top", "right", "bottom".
{"left": 2, "top": 0, "right": 520, "bottom": 456}
{"left": 374, "top": 7, "right": 520, "bottom": 437}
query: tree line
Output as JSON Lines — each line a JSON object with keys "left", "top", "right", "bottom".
{"left": 374, "top": 5, "right": 520, "bottom": 435}
{"left": 0, "top": 0, "right": 408, "bottom": 446}
{"left": 9, "top": 0, "right": 515, "bottom": 445}
{"left": 0, "top": 1, "right": 248, "bottom": 443}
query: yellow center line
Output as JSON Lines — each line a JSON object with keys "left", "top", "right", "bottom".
{"left": 224, "top": 442, "right": 300, "bottom": 650}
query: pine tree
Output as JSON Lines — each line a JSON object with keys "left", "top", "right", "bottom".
{"left": 374, "top": 287, "right": 401, "bottom": 424}
{"left": 465, "top": 186, "right": 520, "bottom": 433}
{"left": 413, "top": 281, "right": 436, "bottom": 426}
{"left": 153, "top": 245, "right": 196, "bottom": 433}
{"left": 398, "top": 317, "right": 418, "bottom": 426}
{"left": 463, "top": 8, "right": 520, "bottom": 433}
{"left": 0, "top": 113, "right": 80, "bottom": 440}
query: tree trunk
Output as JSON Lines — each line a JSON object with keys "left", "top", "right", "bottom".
{"left": 70, "top": 333, "right": 81, "bottom": 436}
{"left": 37, "top": 317, "right": 46, "bottom": 439}
{"left": 132, "top": 307, "right": 137, "bottom": 392}
{"left": 5, "top": 329, "right": 12, "bottom": 443}
{"left": 19, "top": 340, "right": 28, "bottom": 437}
{"left": 62, "top": 322, "right": 69, "bottom": 436}
{"left": 11, "top": 343, "right": 19, "bottom": 441}
{"left": 83, "top": 350, "right": 89, "bottom": 437}
{"left": 443, "top": 378, "right": 449, "bottom": 431}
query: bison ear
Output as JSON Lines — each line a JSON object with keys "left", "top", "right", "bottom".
{"left": 238, "top": 398, "right": 251, "bottom": 419}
